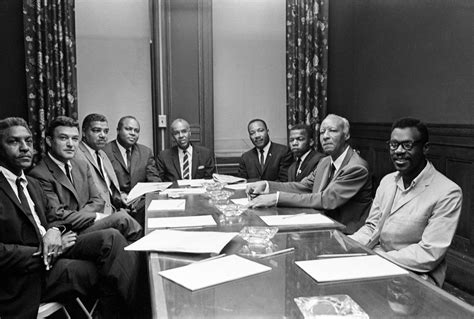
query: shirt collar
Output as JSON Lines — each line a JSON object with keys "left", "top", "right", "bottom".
{"left": 298, "top": 149, "right": 312, "bottom": 162}
{"left": 0, "top": 166, "right": 26, "bottom": 185}
{"left": 82, "top": 141, "right": 98, "bottom": 157}
{"left": 179, "top": 144, "right": 193, "bottom": 155}
{"left": 48, "top": 152, "right": 71, "bottom": 170}
{"left": 331, "top": 145, "right": 349, "bottom": 172}
{"left": 395, "top": 160, "right": 431, "bottom": 191}
{"left": 259, "top": 141, "right": 271, "bottom": 154}
{"left": 115, "top": 139, "right": 132, "bottom": 154}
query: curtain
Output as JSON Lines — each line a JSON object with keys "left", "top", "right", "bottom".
{"left": 23, "top": 0, "right": 78, "bottom": 159}
{"left": 286, "top": 0, "right": 328, "bottom": 141}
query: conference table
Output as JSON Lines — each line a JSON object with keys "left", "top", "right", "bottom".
{"left": 144, "top": 189, "right": 474, "bottom": 318}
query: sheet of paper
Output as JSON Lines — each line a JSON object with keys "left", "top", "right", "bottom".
{"left": 261, "top": 214, "right": 334, "bottom": 226}
{"left": 296, "top": 255, "right": 408, "bottom": 282}
{"left": 125, "top": 229, "right": 238, "bottom": 254}
{"left": 225, "top": 183, "right": 248, "bottom": 190}
{"left": 177, "top": 179, "right": 209, "bottom": 187}
{"left": 231, "top": 198, "right": 249, "bottom": 206}
{"left": 126, "top": 182, "right": 172, "bottom": 204}
{"left": 148, "top": 215, "right": 216, "bottom": 229}
{"left": 212, "top": 173, "right": 246, "bottom": 185}
{"left": 159, "top": 255, "right": 271, "bottom": 291}
{"left": 162, "top": 188, "right": 206, "bottom": 195}
{"left": 148, "top": 199, "right": 186, "bottom": 211}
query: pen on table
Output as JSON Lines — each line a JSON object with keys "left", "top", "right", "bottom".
{"left": 316, "top": 252, "right": 368, "bottom": 259}
{"left": 283, "top": 213, "right": 306, "bottom": 219}
{"left": 195, "top": 253, "right": 227, "bottom": 264}
{"left": 259, "top": 247, "right": 295, "bottom": 258}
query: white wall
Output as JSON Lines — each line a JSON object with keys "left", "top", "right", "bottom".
{"left": 76, "top": 0, "right": 153, "bottom": 149}
{"left": 213, "top": 0, "right": 287, "bottom": 157}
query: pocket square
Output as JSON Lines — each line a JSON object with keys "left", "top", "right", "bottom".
{"left": 198, "top": 165, "right": 205, "bottom": 169}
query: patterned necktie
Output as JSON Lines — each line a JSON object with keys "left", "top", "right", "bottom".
{"left": 96, "top": 151, "right": 104, "bottom": 176}
{"left": 182, "top": 150, "right": 190, "bottom": 179}
{"left": 65, "top": 162, "right": 73, "bottom": 184}
{"left": 126, "top": 148, "right": 132, "bottom": 171}
{"left": 259, "top": 149, "right": 265, "bottom": 170}
{"left": 16, "top": 177, "right": 32, "bottom": 216}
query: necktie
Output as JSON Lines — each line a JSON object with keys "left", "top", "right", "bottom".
{"left": 96, "top": 151, "right": 104, "bottom": 176}
{"left": 182, "top": 150, "right": 190, "bottom": 179}
{"left": 16, "top": 178, "right": 32, "bottom": 216}
{"left": 295, "top": 157, "right": 302, "bottom": 179}
{"left": 328, "top": 163, "right": 336, "bottom": 181}
{"left": 259, "top": 149, "right": 265, "bottom": 170}
{"left": 126, "top": 148, "right": 132, "bottom": 171}
{"left": 65, "top": 162, "right": 73, "bottom": 184}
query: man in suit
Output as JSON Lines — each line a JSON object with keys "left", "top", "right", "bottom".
{"left": 247, "top": 114, "right": 372, "bottom": 234}
{"left": 238, "top": 119, "right": 293, "bottom": 182}
{"left": 29, "top": 116, "right": 141, "bottom": 242}
{"left": 287, "top": 124, "right": 324, "bottom": 182}
{"left": 350, "top": 118, "right": 462, "bottom": 286}
{"left": 148, "top": 118, "right": 216, "bottom": 182}
{"left": 0, "top": 117, "right": 140, "bottom": 318}
{"left": 104, "top": 116, "right": 158, "bottom": 194}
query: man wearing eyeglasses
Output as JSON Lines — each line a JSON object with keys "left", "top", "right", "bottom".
{"left": 350, "top": 118, "right": 462, "bottom": 287}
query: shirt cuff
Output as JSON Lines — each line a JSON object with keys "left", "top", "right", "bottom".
{"left": 264, "top": 181, "right": 270, "bottom": 193}
{"left": 276, "top": 191, "right": 280, "bottom": 205}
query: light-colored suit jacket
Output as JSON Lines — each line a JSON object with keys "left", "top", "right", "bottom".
{"left": 29, "top": 155, "right": 104, "bottom": 230}
{"left": 350, "top": 162, "right": 462, "bottom": 286}
{"left": 76, "top": 142, "right": 123, "bottom": 214}
{"left": 268, "top": 146, "right": 372, "bottom": 234}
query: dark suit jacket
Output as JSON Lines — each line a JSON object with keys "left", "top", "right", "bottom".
{"left": 29, "top": 155, "right": 104, "bottom": 231}
{"left": 269, "top": 146, "right": 373, "bottom": 234}
{"left": 288, "top": 149, "right": 325, "bottom": 182}
{"left": 149, "top": 145, "right": 216, "bottom": 182}
{"left": 0, "top": 173, "right": 50, "bottom": 317}
{"left": 103, "top": 140, "right": 158, "bottom": 193}
{"left": 238, "top": 142, "right": 293, "bottom": 182}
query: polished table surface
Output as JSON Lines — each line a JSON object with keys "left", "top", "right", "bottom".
{"left": 145, "top": 192, "right": 474, "bottom": 318}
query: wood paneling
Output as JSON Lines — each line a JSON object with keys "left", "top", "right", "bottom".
{"left": 351, "top": 122, "right": 474, "bottom": 294}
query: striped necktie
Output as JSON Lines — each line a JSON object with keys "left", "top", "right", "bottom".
{"left": 182, "top": 150, "right": 190, "bottom": 179}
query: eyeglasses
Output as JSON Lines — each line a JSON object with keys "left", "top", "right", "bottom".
{"left": 386, "top": 140, "right": 423, "bottom": 151}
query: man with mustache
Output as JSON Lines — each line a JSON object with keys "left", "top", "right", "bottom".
{"left": 246, "top": 114, "right": 372, "bottom": 234}
{"left": 350, "top": 118, "right": 462, "bottom": 286}
{"left": 148, "top": 118, "right": 215, "bottom": 182}
{"left": 238, "top": 118, "right": 293, "bottom": 182}
{"left": 1, "top": 117, "right": 140, "bottom": 318}
{"left": 29, "top": 116, "right": 142, "bottom": 242}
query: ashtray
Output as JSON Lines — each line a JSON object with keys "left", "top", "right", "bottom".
{"left": 209, "top": 190, "right": 234, "bottom": 205}
{"left": 204, "top": 181, "right": 226, "bottom": 193}
{"left": 239, "top": 226, "right": 278, "bottom": 245}
{"left": 218, "top": 203, "right": 246, "bottom": 217}
{"left": 239, "top": 241, "right": 278, "bottom": 257}
{"left": 294, "top": 295, "right": 368, "bottom": 318}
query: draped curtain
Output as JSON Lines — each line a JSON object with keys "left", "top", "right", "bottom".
{"left": 286, "top": 0, "right": 329, "bottom": 142}
{"left": 23, "top": 0, "right": 78, "bottom": 159}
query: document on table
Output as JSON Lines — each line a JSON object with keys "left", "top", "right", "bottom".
{"left": 148, "top": 199, "right": 186, "bottom": 211}
{"left": 261, "top": 214, "right": 334, "bottom": 226}
{"left": 162, "top": 188, "right": 206, "bottom": 195}
{"left": 126, "top": 182, "right": 172, "bottom": 204}
{"left": 225, "top": 183, "right": 248, "bottom": 190}
{"left": 148, "top": 215, "right": 216, "bottom": 229}
{"left": 177, "top": 179, "right": 209, "bottom": 187}
{"left": 295, "top": 255, "right": 408, "bottom": 282}
{"left": 125, "top": 229, "right": 238, "bottom": 254}
{"left": 212, "top": 173, "right": 246, "bottom": 185}
{"left": 159, "top": 254, "right": 271, "bottom": 291}
{"left": 231, "top": 198, "right": 249, "bottom": 206}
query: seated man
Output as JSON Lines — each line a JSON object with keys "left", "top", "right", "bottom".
{"left": 29, "top": 116, "right": 142, "bottom": 242}
{"left": 103, "top": 115, "right": 158, "bottom": 194}
{"left": 247, "top": 114, "right": 372, "bottom": 234}
{"left": 0, "top": 117, "right": 139, "bottom": 318}
{"left": 238, "top": 119, "right": 293, "bottom": 182}
{"left": 148, "top": 118, "right": 215, "bottom": 182}
{"left": 287, "top": 124, "right": 324, "bottom": 182}
{"left": 350, "top": 118, "right": 462, "bottom": 286}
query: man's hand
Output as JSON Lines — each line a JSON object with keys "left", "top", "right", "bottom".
{"left": 61, "top": 231, "right": 77, "bottom": 251}
{"left": 42, "top": 228, "right": 62, "bottom": 270}
{"left": 246, "top": 193, "right": 278, "bottom": 208}
{"left": 246, "top": 181, "right": 267, "bottom": 199}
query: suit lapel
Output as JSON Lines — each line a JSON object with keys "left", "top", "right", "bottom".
{"left": 100, "top": 149, "right": 120, "bottom": 191}
{"left": 191, "top": 147, "right": 198, "bottom": 178}
{"left": 44, "top": 156, "right": 80, "bottom": 203}
{"left": 172, "top": 147, "right": 181, "bottom": 178}
{"left": 253, "top": 148, "right": 263, "bottom": 175}
{"left": 80, "top": 142, "right": 102, "bottom": 177}
{"left": 112, "top": 141, "right": 128, "bottom": 172}
{"left": 390, "top": 168, "right": 433, "bottom": 214}
{"left": 317, "top": 160, "right": 332, "bottom": 192}
{"left": 26, "top": 179, "right": 48, "bottom": 228}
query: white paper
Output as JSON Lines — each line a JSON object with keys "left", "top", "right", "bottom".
{"left": 148, "top": 215, "right": 216, "bottom": 229}
{"left": 231, "top": 198, "right": 249, "bottom": 206}
{"left": 295, "top": 255, "right": 408, "bottom": 282}
{"left": 125, "top": 229, "right": 238, "bottom": 254}
{"left": 162, "top": 188, "right": 206, "bottom": 195}
{"left": 126, "top": 182, "right": 172, "bottom": 204}
{"left": 212, "top": 173, "right": 246, "bottom": 185}
{"left": 225, "top": 183, "right": 249, "bottom": 190}
{"left": 261, "top": 214, "right": 334, "bottom": 226}
{"left": 159, "top": 255, "right": 271, "bottom": 291}
{"left": 148, "top": 199, "right": 186, "bottom": 211}
{"left": 177, "top": 179, "right": 209, "bottom": 187}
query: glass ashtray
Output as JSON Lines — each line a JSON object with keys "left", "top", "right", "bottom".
{"left": 218, "top": 203, "right": 246, "bottom": 217}
{"left": 204, "top": 181, "right": 225, "bottom": 193}
{"left": 294, "top": 295, "right": 368, "bottom": 319}
{"left": 239, "top": 226, "right": 279, "bottom": 245}
{"left": 238, "top": 241, "right": 278, "bottom": 257}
